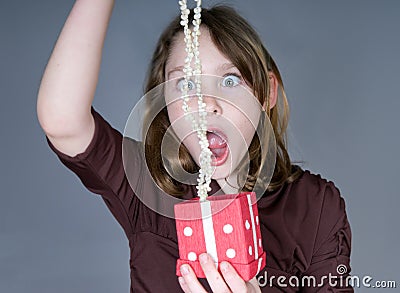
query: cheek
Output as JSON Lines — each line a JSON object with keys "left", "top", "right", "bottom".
{"left": 166, "top": 101, "right": 186, "bottom": 126}
{"left": 166, "top": 103, "right": 194, "bottom": 144}
{"left": 240, "top": 121, "right": 257, "bottom": 148}
{"left": 232, "top": 111, "right": 260, "bottom": 145}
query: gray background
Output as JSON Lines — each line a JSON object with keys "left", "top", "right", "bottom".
{"left": 1, "top": 0, "right": 399, "bottom": 292}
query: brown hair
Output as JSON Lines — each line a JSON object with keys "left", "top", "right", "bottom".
{"left": 143, "top": 5, "right": 302, "bottom": 196}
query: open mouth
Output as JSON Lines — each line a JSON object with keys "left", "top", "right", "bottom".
{"left": 206, "top": 130, "right": 229, "bottom": 166}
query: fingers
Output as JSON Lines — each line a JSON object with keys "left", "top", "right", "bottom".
{"left": 179, "top": 264, "right": 208, "bottom": 293}
{"left": 199, "top": 253, "right": 231, "bottom": 293}
{"left": 247, "top": 277, "right": 262, "bottom": 293}
{"left": 178, "top": 276, "right": 192, "bottom": 293}
{"left": 219, "top": 261, "right": 248, "bottom": 293}
{"left": 178, "top": 254, "right": 260, "bottom": 293}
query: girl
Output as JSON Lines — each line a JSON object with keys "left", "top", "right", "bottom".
{"left": 37, "top": 0, "right": 353, "bottom": 292}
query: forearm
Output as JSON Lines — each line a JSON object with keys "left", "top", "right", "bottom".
{"left": 37, "top": 0, "right": 115, "bottom": 137}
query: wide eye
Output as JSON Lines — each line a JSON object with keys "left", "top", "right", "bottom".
{"left": 221, "top": 74, "right": 241, "bottom": 87}
{"left": 177, "top": 79, "right": 195, "bottom": 92}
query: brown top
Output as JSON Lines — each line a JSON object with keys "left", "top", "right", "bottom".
{"left": 46, "top": 107, "right": 353, "bottom": 292}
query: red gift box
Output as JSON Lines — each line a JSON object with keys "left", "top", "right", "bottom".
{"left": 174, "top": 192, "right": 266, "bottom": 281}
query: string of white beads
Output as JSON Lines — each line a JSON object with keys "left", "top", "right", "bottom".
{"left": 178, "top": 0, "right": 212, "bottom": 201}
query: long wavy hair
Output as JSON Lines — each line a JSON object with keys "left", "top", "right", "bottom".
{"left": 143, "top": 5, "right": 302, "bottom": 196}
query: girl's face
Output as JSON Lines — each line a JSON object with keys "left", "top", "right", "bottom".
{"left": 164, "top": 27, "right": 263, "bottom": 182}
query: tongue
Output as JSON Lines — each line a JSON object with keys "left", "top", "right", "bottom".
{"left": 206, "top": 132, "right": 226, "bottom": 148}
{"left": 210, "top": 147, "right": 226, "bottom": 157}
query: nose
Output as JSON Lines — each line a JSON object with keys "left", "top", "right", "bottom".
{"left": 203, "top": 95, "right": 222, "bottom": 115}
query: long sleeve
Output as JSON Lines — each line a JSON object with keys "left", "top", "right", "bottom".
{"left": 299, "top": 182, "right": 353, "bottom": 292}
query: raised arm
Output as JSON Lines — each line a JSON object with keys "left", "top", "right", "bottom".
{"left": 37, "top": 0, "right": 115, "bottom": 156}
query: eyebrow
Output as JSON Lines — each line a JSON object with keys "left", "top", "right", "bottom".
{"left": 166, "top": 62, "right": 238, "bottom": 79}
{"left": 167, "top": 66, "right": 184, "bottom": 79}
{"left": 218, "top": 62, "right": 237, "bottom": 71}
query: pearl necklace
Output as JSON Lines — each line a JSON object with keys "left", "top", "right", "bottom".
{"left": 179, "top": 0, "right": 212, "bottom": 200}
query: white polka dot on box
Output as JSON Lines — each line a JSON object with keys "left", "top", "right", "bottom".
{"left": 174, "top": 192, "right": 266, "bottom": 281}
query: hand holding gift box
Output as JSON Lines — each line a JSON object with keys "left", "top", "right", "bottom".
{"left": 175, "top": 192, "right": 266, "bottom": 281}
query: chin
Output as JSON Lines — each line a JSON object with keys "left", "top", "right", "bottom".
{"left": 210, "top": 166, "right": 230, "bottom": 180}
